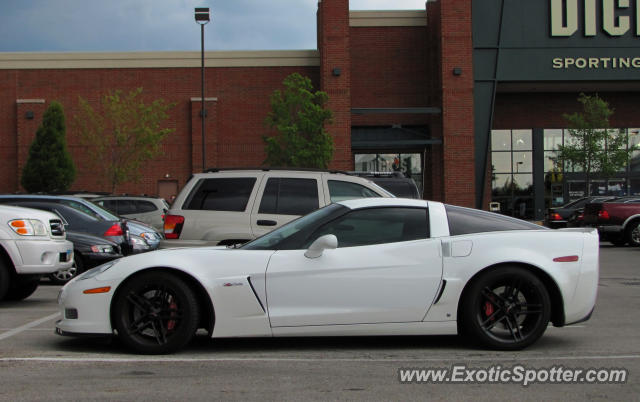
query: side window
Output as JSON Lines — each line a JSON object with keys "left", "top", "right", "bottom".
{"left": 184, "top": 178, "right": 257, "bottom": 211}
{"left": 258, "top": 178, "right": 319, "bottom": 216}
{"left": 328, "top": 180, "right": 381, "bottom": 202}
{"left": 136, "top": 201, "right": 158, "bottom": 213}
{"left": 445, "top": 204, "right": 541, "bottom": 236}
{"left": 117, "top": 200, "right": 137, "bottom": 215}
{"left": 307, "top": 207, "right": 428, "bottom": 248}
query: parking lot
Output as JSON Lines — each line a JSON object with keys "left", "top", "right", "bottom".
{"left": 1, "top": 245, "right": 638, "bottom": 401}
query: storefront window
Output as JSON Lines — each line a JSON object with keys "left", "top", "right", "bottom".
{"left": 543, "top": 129, "right": 562, "bottom": 150}
{"left": 490, "top": 130, "right": 533, "bottom": 218}
{"left": 354, "top": 153, "right": 423, "bottom": 197}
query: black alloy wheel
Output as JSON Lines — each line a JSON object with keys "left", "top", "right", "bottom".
{"left": 460, "top": 266, "right": 551, "bottom": 350}
{"left": 113, "top": 271, "right": 200, "bottom": 354}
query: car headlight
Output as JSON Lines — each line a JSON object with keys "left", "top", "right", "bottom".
{"left": 90, "top": 245, "right": 115, "bottom": 254}
{"left": 140, "top": 232, "right": 158, "bottom": 241}
{"left": 8, "top": 219, "right": 48, "bottom": 236}
{"left": 77, "top": 260, "right": 118, "bottom": 280}
{"left": 130, "top": 235, "right": 150, "bottom": 248}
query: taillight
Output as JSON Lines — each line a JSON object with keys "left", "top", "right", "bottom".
{"left": 164, "top": 215, "right": 185, "bottom": 239}
{"left": 104, "top": 223, "right": 124, "bottom": 236}
{"left": 550, "top": 213, "right": 562, "bottom": 221}
{"left": 576, "top": 213, "right": 584, "bottom": 221}
{"left": 598, "top": 210, "right": 610, "bottom": 220}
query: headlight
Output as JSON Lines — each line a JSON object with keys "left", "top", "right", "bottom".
{"left": 130, "top": 235, "right": 150, "bottom": 249}
{"left": 8, "top": 219, "right": 48, "bottom": 236}
{"left": 77, "top": 261, "right": 118, "bottom": 280}
{"left": 90, "top": 245, "right": 115, "bottom": 254}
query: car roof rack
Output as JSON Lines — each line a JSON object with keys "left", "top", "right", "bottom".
{"left": 347, "top": 171, "right": 407, "bottom": 178}
{"left": 203, "top": 167, "right": 350, "bottom": 175}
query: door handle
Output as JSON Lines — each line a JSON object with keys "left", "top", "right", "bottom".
{"left": 257, "top": 220, "right": 277, "bottom": 226}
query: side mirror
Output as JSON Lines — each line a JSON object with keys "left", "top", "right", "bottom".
{"left": 304, "top": 234, "right": 338, "bottom": 259}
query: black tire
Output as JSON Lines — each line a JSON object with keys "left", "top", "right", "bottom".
{"left": 459, "top": 266, "right": 551, "bottom": 350}
{"left": 609, "top": 238, "right": 627, "bottom": 247}
{"left": 0, "top": 258, "right": 10, "bottom": 301}
{"left": 5, "top": 279, "right": 40, "bottom": 301}
{"left": 625, "top": 220, "right": 640, "bottom": 247}
{"left": 113, "top": 271, "right": 200, "bottom": 354}
{"left": 49, "top": 253, "right": 83, "bottom": 285}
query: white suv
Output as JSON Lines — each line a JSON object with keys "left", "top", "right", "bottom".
{"left": 0, "top": 205, "right": 73, "bottom": 300}
{"left": 160, "top": 169, "right": 393, "bottom": 248}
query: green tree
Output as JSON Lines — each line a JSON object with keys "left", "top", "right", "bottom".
{"left": 75, "top": 88, "right": 175, "bottom": 192}
{"left": 557, "top": 93, "right": 638, "bottom": 196}
{"left": 21, "top": 101, "right": 76, "bottom": 192}
{"left": 263, "top": 73, "right": 334, "bottom": 168}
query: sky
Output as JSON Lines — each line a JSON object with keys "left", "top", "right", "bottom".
{"left": 0, "top": 0, "right": 427, "bottom": 52}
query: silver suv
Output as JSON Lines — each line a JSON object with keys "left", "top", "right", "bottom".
{"left": 93, "top": 196, "right": 169, "bottom": 231}
{"left": 160, "top": 168, "right": 393, "bottom": 248}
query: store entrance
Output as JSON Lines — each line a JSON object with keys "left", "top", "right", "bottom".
{"left": 354, "top": 152, "right": 424, "bottom": 198}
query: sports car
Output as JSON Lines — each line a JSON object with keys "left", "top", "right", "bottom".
{"left": 55, "top": 198, "right": 599, "bottom": 354}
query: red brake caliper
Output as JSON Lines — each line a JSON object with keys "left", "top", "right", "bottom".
{"left": 167, "top": 301, "right": 178, "bottom": 330}
{"left": 484, "top": 301, "right": 494, "bottom": 317}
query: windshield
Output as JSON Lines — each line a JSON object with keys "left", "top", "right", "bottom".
{"left": 241, "top": 203, "right": 346, "bottom": 250}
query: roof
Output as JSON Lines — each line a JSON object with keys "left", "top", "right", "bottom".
{"left": 338, "top": 197, "right": 430, "bottom": 210}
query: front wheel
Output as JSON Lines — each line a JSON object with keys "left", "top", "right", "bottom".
{"left": 5, "top": 279, "right": 40, "bottom": 301}
{"left": 459, "top": 266, "right": 551, "bottom": 350}
{"left": 112, "top": 271, "right": 200, "bottom": 354}
{"left": 49, "top": 254, "right": 83, "bottom": 285}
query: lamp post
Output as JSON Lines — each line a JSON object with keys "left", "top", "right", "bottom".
{"left": 195, "top": 7, "right": 210, "bottom": 172}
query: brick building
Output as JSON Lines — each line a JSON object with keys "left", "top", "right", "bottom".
{"left": 1, "top": 0, "right": 640, "bottom": 218}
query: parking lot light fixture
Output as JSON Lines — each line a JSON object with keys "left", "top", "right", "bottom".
{"left": 195, "top": 7, "right": 210, "bottom": 172}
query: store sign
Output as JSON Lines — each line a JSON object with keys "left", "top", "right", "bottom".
{"left": 551, "top": 0, "right": 640, "bottom": 37}
{"left": 550, "top": 0, "right": 640, "bottom": 71}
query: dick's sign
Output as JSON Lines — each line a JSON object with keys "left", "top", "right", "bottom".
{"left": 551, "top": 0, "right": 640, "bottom": 37}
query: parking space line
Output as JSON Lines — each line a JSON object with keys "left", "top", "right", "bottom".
{"left": 1, "top": 355, "right": 639, "bottom": 363}
{"left": 0, "top": 313, "right": 60, "bottom": 341}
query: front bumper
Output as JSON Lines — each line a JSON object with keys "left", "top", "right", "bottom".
{"left": 13, "top": 238, "right": 73, "bottom": 274}
{"left": 55, "top": 276, "right": 116, "bottom": 336}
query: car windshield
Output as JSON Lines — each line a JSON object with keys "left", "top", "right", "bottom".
{"left": 241, "top": 203, "right": 346, "bottom": 250}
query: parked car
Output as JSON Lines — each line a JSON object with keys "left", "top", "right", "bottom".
{"left": 583, "top": 198, "right": 640, "bottom": 246}
{"left": 160, "top": 168, "right": 394, "bottom": 248}
{"left": 49, "top": 231, "right": 122, "bottom": 284}
{"left": 545, "top": 196, "right": 619, "bottom": 228}
{"left": 0, "top": 195, "right": 162, "bottom": 252}
{"left": 349, "top": 171, "right": 420, "bottom": 199}
{"left": 56, "top": 198, "right": 599, "bottom": 354}
{"left": 0, "top": 204, "right": 73, "bottom": 301}
{"left": 0, "top": 200, "right": 131, "bottom": 253}
{"left": 93, "top": 196, "right": 169, "bottom": 231}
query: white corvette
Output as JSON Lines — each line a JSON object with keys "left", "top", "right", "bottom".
{"left": 56, "top": 198, "right": 599, "bottom": 354}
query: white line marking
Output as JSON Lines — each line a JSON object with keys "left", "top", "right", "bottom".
{"left": 0, "top": 313, "right": 60, "bottom": 341}
{"left": 1, "top": 355, "right": 639, "bottom": 363}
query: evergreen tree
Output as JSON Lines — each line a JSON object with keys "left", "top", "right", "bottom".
{"left": 21, "top": 101, "right": 76, "bottom": 192}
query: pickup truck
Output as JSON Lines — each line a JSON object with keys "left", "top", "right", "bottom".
{"left": 0, "top": 205, "right": 74, "bottom": 301}
{"left": 583, "top": 198, "right": 640, "bottom": 246}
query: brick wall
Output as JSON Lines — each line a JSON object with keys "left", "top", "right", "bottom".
{"left": 1, "top": 66, "right": 316, "bottom": 195}
{"left": 317, "top": 0, "right": 353, "bottom": 171}
{"left": 434, "top": 0, "right": 475, "bottom": 207}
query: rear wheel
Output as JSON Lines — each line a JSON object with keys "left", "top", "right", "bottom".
{"left": 459, "top": 266, "right": 551, "bottom": 350}
{"left": 625, "top": 220, "right": 640, "bottom": 247}
{"left": 113, "top": 271, "right": 200, "bottom": 354}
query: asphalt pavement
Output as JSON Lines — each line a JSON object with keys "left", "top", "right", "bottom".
{"left": 0, "top": 244, "right": 638, "bottom": 401}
